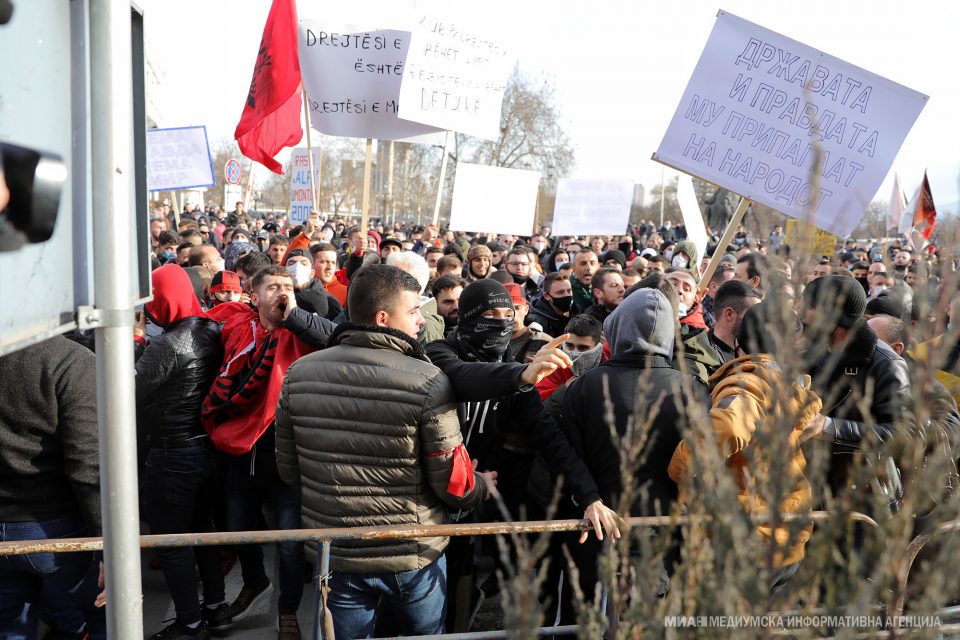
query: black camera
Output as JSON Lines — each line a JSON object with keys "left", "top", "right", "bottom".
{"left": 0, "top": 141, "right": 68, "bottom": 252}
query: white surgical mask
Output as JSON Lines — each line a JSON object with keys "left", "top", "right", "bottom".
{"left": 672, "top": 255, "right": 689, "bottom": 268}
{"left": 215, "top": 259, "right": 225, "bottom": 273}
{"left": 533, "top": 242, "right": 546, "bottom": 253}
{"left": 287, "top": 263, "right": 312, "bottom": 287}
{"left": 664, "top": 249, "right": 674, "bottom": 261}
{"left": 677, "top": 302, "right": 689, "bottom": 318}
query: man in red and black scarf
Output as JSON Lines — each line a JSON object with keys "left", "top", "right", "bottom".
{"left": 202, "top": 264, "right": 334, "bottom": 637}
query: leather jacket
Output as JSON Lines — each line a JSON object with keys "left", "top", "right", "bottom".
{"left": 135, "top": 316, "right": 223, "bottom": 442}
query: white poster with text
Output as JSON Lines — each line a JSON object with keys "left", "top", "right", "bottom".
{"left": 298, "top": 21, "right": 443, "bottom": 141}
{"left": 146, "top": 126, "right": 215, "bottom": 191}
{"left": 551, "top": 179, "right": 634, "bottom": 236}
{"left": 449, "top": 163, "right": 540, "bottom": 236}
{"left": 289, "top": 148, "right": 321, "bottom": 224}
{"left": 397, "top": 12, "right": 512, "bottom": 140}
{"left": 655, "top": 11, "right": 926, "bottom": 237}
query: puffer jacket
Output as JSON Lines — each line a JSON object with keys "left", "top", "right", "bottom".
{"left": 136, "top": 265, "right": 223, "bottom": 442}
{"left": 668, "top": 355, "right": 821, "bottom": 567}
{"left": 275, "top": 323, "right": 487, "bottom": 573}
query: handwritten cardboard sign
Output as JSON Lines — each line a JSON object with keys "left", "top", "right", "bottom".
{"left": 655, "top": 11, "right": 926, "bottom": 237}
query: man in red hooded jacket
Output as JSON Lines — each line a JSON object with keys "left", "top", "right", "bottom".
{"left": 200, "top": 264, "right": 335, "bottom": 638}
{"left": 134, "top": 264, "right": 232, "bottom": 639}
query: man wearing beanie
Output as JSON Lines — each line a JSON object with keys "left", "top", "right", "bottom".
{"left": 425, "top": 279, "right": 620, "bottom": 630}
{"left": 208, "top": 270, "right": 243, "bottom": 306}
{"left": 561, "top": 288, "right": 706, "bottom": 609}
{"left": 669, "top": 302, "right": 822, "bottom": 592}
{"left": 464, "top": 244, "right": 494, "bottom": 282}
{"left": 800, "top": 275, "right": 913, "bottom": 500}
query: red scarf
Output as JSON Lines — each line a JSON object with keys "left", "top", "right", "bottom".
{"left": 202, "top": 302, "right": 315, "bottom": 454}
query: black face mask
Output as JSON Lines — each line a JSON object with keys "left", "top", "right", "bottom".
{"left": 618, "top": 242, "right": 633, "bottom": 255}
{"left": 856, "top": 276, "right": 869, "bottom": 293}
{"left": 458, "top": 317, "right": 514, "bottom": 362}
{"left": 550, "top": 295, "right": 573, "bottom": 313}
{"left": 511, "top": 273, "right": 528, "bottom": 286}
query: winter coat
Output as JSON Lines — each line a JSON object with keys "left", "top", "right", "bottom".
{"left": 806, "top": 321, "right": 913, "bottom": 494}
{"left": 136, "top": 264, "right": 223, "bottom": 443}
{"left": 668, "top": 355, "right": 821, "bottom": 567}
{"left": 418, "top": 297, "right": 446, "bottom": 346}
{"left": 275, "top": 324, "right": 487, "bottom": 573}
{"left": 0, "top": 337, "right": 101, "bottom": 535}
{"left": 561, "top": 353, "right": 705, "bottom": 515}
{"left": 525, "top": 296, "right": 569, "bottom": 340}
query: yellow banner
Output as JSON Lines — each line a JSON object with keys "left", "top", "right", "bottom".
{"left": 784, "top": 220, "right": 838, "bottom": 257}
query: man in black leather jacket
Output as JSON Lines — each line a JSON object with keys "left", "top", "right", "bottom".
{"left": 134, "top": 264, "right": 231, "bottom": 640}
{"left": 800, "top": 275, "right": 914, "bottom": 503}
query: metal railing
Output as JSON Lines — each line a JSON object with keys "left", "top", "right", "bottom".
{"left": 2, "top": 511, "right": 958, "bottom": 639}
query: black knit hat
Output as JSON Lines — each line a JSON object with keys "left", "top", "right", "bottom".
{"left": 803, "top": 275, "right": 867, "bottom": 328}
{"left": 458, "top": 279, "right": 513, "bottom": 325}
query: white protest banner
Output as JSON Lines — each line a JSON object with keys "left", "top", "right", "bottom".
{"left": 397, "top": 11, "right": 512, "bottom": 140}
{"left": 298, "top": 22, "right": 443, "bottom": 141}
{"left": 654, "top": 11, "right": 927, "bottom": 238}
{"left": 146, "top": 126, "right": 215, "bottom": 191}
{"left": 551, "top": 179, "right": 634, "bottom": 236}
{"left": 289, "top": 148, "right": 321, "bottom": 224}
{"left": 676, "top": 175, "right": 709, "bottom": 266}
{"left": 449, "top": 163, "right": 540, "bottom": 236}
{"left": 223, "top": 184, "right": 243, "bottom": 211}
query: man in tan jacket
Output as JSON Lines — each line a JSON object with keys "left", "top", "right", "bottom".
{"left": 275, "top": 264, "right": 495, "bottom": 639}
{"left": 668, "top": 302, "right": 823, "bottom": 591}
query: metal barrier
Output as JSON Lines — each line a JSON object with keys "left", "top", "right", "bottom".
{"left": 2, "top": 511, "right": 958, "bottom": 639}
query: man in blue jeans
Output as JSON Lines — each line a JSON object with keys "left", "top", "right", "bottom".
{"left": 0, "top": 336, "right": 106, "bottom": 639}
{"left": 276, "top": 265, "right": 496, "bottom": 638}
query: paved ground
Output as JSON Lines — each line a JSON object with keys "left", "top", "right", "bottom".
{"left": 141, "top": 546, "right": 318, "bottom": 639}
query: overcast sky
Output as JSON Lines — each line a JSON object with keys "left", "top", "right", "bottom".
{"left": 140, "top": 0, "right": 960, "bottom": 212}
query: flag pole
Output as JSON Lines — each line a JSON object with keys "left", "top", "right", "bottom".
{"left": 169, "top": 190, "right": 180, "bottom": 226}
{"left": 387, "top": 140, "right": 395, "bottom": 227}
{"left": 360, "top": 138, "right": 374, "bottom": 242}
{"left": 432, "top": 131, "right": 451, "bottom": 226}
{"left": 698, "top": 196, "right": 751, "bottom": 297}
{"left": 301, "top": 90, "right": 319, "bottom": 212}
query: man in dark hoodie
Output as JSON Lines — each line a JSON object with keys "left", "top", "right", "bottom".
{"left": 134, "top": 264, "right": 231, "bottom": 639}
{"left": 526, "top": 272, "right": 573, "bottom": 338}
{"left": 562, "top": 287, "right": 705, "bottom": 604}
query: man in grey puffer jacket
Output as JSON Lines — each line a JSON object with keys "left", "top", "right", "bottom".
{"left": 276, "top": 264, "right": 495, "bottom": 639}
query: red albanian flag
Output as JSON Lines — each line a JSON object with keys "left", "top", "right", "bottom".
{"left": 913, "top": 171, "right": 938, "bottom": 241}
{"left": 234, "top": 0, "right": 302, "bottom": 174}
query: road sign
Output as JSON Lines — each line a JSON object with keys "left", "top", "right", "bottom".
{"left": 225, "top": 158, "right": 242, "bottom": 185}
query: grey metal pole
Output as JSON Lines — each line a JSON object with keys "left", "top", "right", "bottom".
{"left": 89, "top": 1, "right": 143, "bottom": 638}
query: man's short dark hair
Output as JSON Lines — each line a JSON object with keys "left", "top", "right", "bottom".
{"left": 431, "top": 273, "right": 467, "bottom": 299}
{"left": 625, "top": 271, "right": 680, "bottom": 311}
{"left": 710, "top": 265, "right": 734, "bottom": 285}
{"left": 251, "top": 264, "right": 292, "bottom": 288}
{"left": 348, "top": 264, "right": 422, "bottom": 325}
{"left": 235, "top": 251, "right": 271, "bottom": 278}
{"left": 737, "top": 252, "right": 772, "bottom": 283}
{"left": 488, "top": 270, "right": 513, "bottom": 285}
{"left": 180, "top": 228, "right": 203, "bottom": 243}
{"left": 591, "top": 267, "right": 620, "bottom": 294}
{"left": 565, "top": 314, "right": 602, "bottom": 343}
{"left": 269, "top": 234, "right": 290, "bottom": 247}
{"left": 436, "top": 254, "right": 462, "bottom": 272}
{"left": 157, "top": 230, "right": 180, "bottom": 247}
{"left": 622, "top": 267, "right": 641, "bottom": 279}
{"left": 647, "top": 255, "right": 665, "bottom": 265}
{"left": 425, "top": 246, "right": 444, "bottom": 257}
{"left": 714, "top": 280, "right": 762, "bottom": 316}
{"left": 309, "top": 242, "right": 338, "bottom": 257}
{"left": 176, "top": 242, "right": 193, "bottom": 254}
{"left": 543, "top": 272, "right": 569, "bottom": 295}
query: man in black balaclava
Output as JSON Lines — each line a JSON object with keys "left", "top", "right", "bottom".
{"left": 424, "top": 279, "right": 621, "bottom": 630}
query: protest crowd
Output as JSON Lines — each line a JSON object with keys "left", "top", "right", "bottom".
{"left": 5, "top": 194, "right": 960, "bottom": 639}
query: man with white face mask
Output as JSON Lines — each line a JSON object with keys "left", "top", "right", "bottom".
{"left": 188, "top": 244, "right": 225, "bottom": 275}
{"left": 285, "top": 249, "right": 341, "bottom": 320}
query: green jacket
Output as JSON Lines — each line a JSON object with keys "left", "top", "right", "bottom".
{"left": 673, "top": 329, "right": 723, "bottom": 386}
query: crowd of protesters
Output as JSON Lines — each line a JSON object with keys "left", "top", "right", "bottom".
{"left": 4, "top": 197, "right": 960, "bottom": 640}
